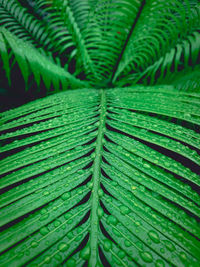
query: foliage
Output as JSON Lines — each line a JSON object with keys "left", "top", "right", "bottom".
{"left": 0, "top": 0, "right": 200, "bottom": 266}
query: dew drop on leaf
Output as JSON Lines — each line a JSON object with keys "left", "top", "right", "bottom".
{"left": 98, "top": 189, "right": 104, "bottom": 197}
{"left": 107, "top": 215, "right": 118, "bottom": 225}
{"left": 179, "top": 252, "right": 187, "bottom": 261}
{"left": 61, "top": 192, "right": 71, "bottom": 200}
{"left": 163, "top": 240, "right": 175, "bottom": 252}
{"left": 39, "top": 213, "right": 49, "bottom": 221}
{"left": 155, "top": 259, "right": 165, "bottom": 267}
{"left": 118, "top": 250, "right": 125, "bottom": 259}
{"left": 119, "top": 205, "right": 130, "bottom": 215}
{"left": 67, "top": 231, "right": 73, "bottom": 239}
{"left": 80, "top": 245, "right": 90, "bottom": 260}
{"left": 112, "top": 255, "right": 120, "bottom": 264}
{"left": 58, "top": 242, "right": 68, "bottom": 252}
{"left": 97, "top": 207, "right": 104, "bottom": 218}
{"left": 54, "top": 254, "right": 62, "bottom": 261}
{"left": 140, "top": 251, "right": 153, "bottom": 263}
{"left": 124, "top": 240, "right": 132, "bottom": 247}
{"left": 54, "top": 220, "right": 61, "bottom": 227}
{"left": 103, "top": 239, "right": 112, "bottom": 251}
{"left": 30, "top": 241, "right": 38, "bottom": 248}
{"left": 148, "top": 230, "right": 160, "bottom": 244}
{"left": 44, "top": 256, "right": 51, "bottom": 264}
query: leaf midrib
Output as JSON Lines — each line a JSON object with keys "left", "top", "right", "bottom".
{"left": 89, "top": 89, "right": 106, "bottom": 266}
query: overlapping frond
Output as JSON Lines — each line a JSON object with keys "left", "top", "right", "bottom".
{"left": 0, "top": 28, "right": 87, "bottom": 91}
{"left": 0, "top": 87, "right": 200, "bottom": 266}
{"left": 83, "top": 0, "right": 142, "bottom": 84}
{"left": 0, "top": 0, "right": 54, "bottom": 52}
{"left": 119, "top": 30, "right": 200, "bottom": 88}
{"left": 171, "top": 65, "right": 200, "bottom": 92}
{"left": 113, "top": 0, "right": 200, "bottom": 85}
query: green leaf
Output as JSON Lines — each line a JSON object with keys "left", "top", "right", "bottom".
{"left": 0, "top": 1, "right": 200, "bottom": 266}
{"left": 113, "top": 0, "right": 200, "bottom": 84}
{"left": 0, "top": 86, "right": 200, "bottom": 266}
{"left": 0, "top": 27, "right": 88, "bottom": 91}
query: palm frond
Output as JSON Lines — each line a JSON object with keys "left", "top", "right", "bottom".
{"left": 113, "top": 0, "right": 200, "bottom": 84}
{"left": 0, "top": 27, "right": 87, "bottom": 91}
{"left": 84, "top": 0, "right": 142, "bottom": 84}
{"left": 118, "top": 30, "right": 200, "bottom": 88}
{"left": 172, "top": 65, "right": 200, "bottom": 92}
{"left": 28, "top": 0, "right": 76, "bottom": 61}
{"left": 0, "top": 0, "right": 53, "bottom": 51}
{"left": 0, "top": 86, "right": 200, "bottom": 266}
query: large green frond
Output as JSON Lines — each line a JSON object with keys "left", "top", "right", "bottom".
{"left": 0, "top": 86, "right": 200, "bottom": 266}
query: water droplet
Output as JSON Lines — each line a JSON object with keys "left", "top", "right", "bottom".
{"left": 107, "top": 215, "right": 118, "bottom": 225}
{"left": 87, "top": 181, "right": 93, "bottom": 189}
{"left": 40, "top": 208, "right": 48, "bottom": 214}
{"left": 44, "top": 256, "right": 51, "bottom": 263}
{"left": 120, "top": 205, "right": 130, "bottom": 215}
{"left": 98, "top": 189, "right": 104, "bottom": 197}
{"left": 184, "top": 113, "right": 191, "bottom": 120}
{"left": 118, "top": 250, "right": 125, "bottom": 259}
{"left": 67, "top": 231, "right": 73, "bottom": 239}
{"left": 40, "top": 213, "right": 49, "bottom": 221}
{"left": 144, "top": 163, "right": 150, "bottom": 168}
{"left": 124, "top": 240, "right": 131, "bottom": 247}
{"left": 148, "top": 230, "right": 160, "bottom": 244}
{"left": 112, "top": 228, "right": 122, "bottom": 237}
{"left": 135, "top": 221, "right": 141, "bottom": 227}
{"left": 54, "top": 220, "right": 61, "bottom": 227}
{"left": 163, "top": 240, "right": 175, "bottom": 252}
{"left": 17, "top": 252, "right": 24, "bottom": 259}
{"left": 31, "top": 241, "right": 38, "bottom": 248}
{"left": 155, "top": 259, "right": 165, "bottom": 267}
{"left": 140, "top": 251, "right": 153, "bottom": 263}
{"left": 61, "top": 192, "right": 71, "bottom": 200}
{"left": 180, "top": 252, "right": 187, "bottom": 261}
{"left": 75, "top": 235, "right": 83, "bottom": 241}
{"left": 58, "top": 242, "right": 68, "bottom": 252}
{"left": 80, "top": 245, "right": 90, "bottom": 260}
{"left": 43, "top": 191, "right": 50, "bottom": 196}
{"left": 112, "top": 255, "right": 120, "bottom": 264}
{"left": 160, "top": 248, "right": 165, "bottom": 254}
{"left": 103, "top": 239, "right": 112, "bottom": 252}
{"left": 97, "top": 207, "right": 104, "bottom": 218}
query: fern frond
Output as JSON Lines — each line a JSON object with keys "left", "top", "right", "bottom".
{"left": 0, "top": 86, "right": 200, "bottom": 266}
{"left": 84, "top": 0, "right": 141, "bottom": 84}
{"left": 0, "top": 28, "right": 87, "bottom": 91}
{"left": 119, "top": 31, "right": 200, "bottom": 88}
{"left": 27, "top": 0, "right": 76, "bottom": 60}
{"left": 113, "top": 0, "right": 200, "bottom": 84}
{"left": 0, "top": 0, "right": 53, "bottom": 50}
{"left": 47, "top": 0, "right": 99, "bottom": 81}
{"left": 172, "top": 65, "right": 200, "bottom": 92}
